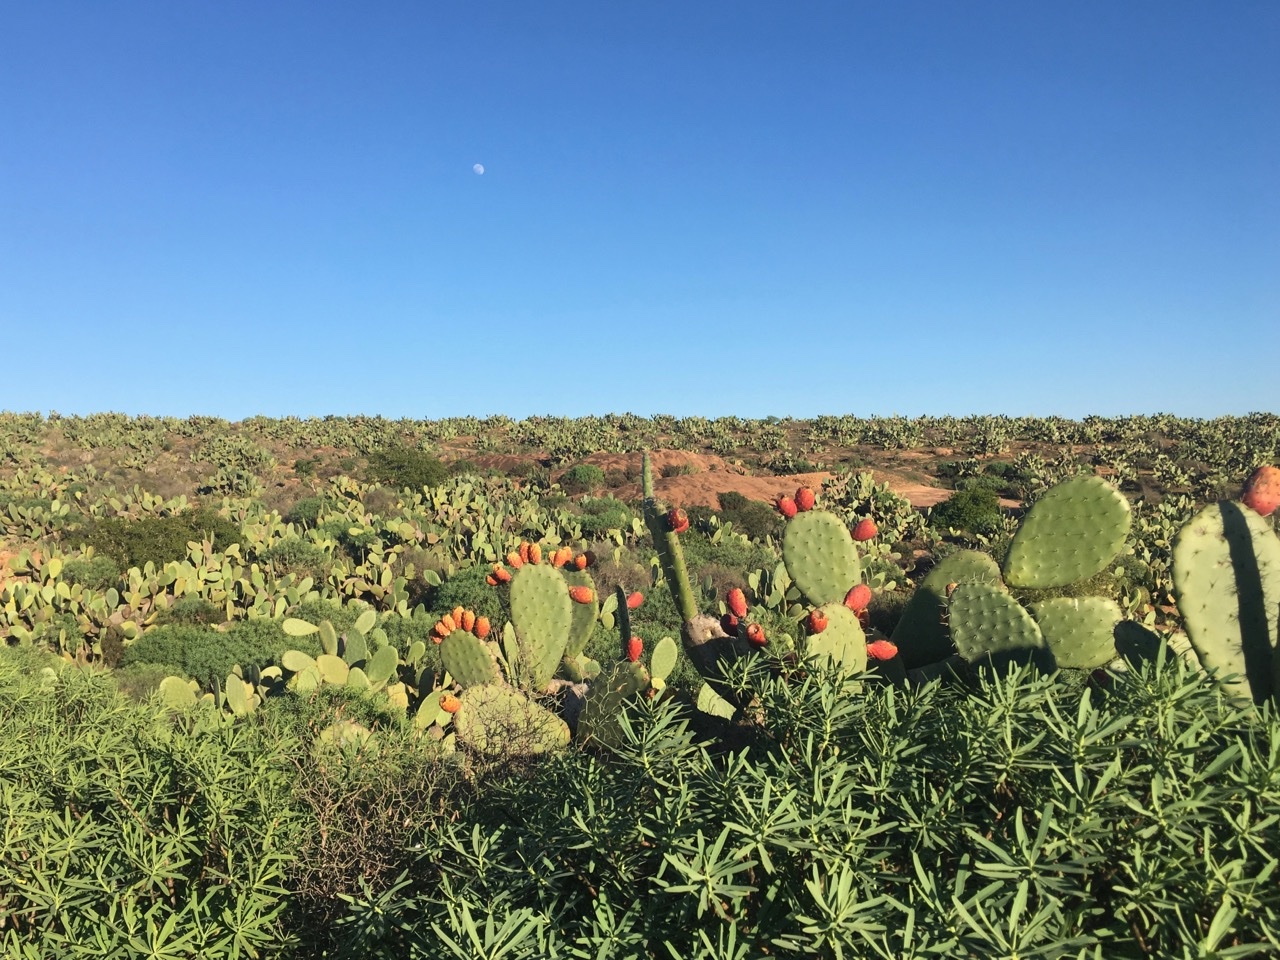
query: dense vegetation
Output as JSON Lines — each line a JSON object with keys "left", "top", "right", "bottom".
{"left": 2, "top": 411, "right": 1279, "bottom": 956}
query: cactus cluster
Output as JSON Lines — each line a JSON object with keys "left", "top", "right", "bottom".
{"left": 891, "top": 475, "right": 1132, "bottom": 678}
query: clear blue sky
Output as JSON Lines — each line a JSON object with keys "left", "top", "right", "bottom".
{"left": 2, "top": 2, "right": 1277, "bottom": 420}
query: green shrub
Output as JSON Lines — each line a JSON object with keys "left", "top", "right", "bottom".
{"left": 929, "top": 486, "right": 1003, "bottom": 536}
{"left": 716, "top": 491, "right": 784, "bottom": 542}
{"left": 259, "top": 535, "right": 329, "bottom": 575}
{"left": 120, "top": 619, "right": 294, "bottom": 685}
{"left": 154, "top": 595, "right": 223, "bottom": 626}
{"left": 59, "top": 555, "right": 120, "bottom": 591}
{"left": 65, "top": 508, "right": 242, "bottom": 569}
{"left": 286, "top": 496, "right": 329, "bottom": 528}
{"left": 575, "top": 497, "right": 633, "bottom": 538}
{"left": 560, "top": 463, "right": 605, "bottom": 494}
{"left": 429, "top": 563, "right": 508, "bottom": 625}
{"left": 365, "top": 447, "right": 448, "bottom": 492}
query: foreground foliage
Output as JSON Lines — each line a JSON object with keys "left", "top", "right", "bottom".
{"left": 2, "top": 646, "right": 1278, "bottom": 958}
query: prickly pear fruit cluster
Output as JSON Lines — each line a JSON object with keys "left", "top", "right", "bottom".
{"left": 487, "top": 541, "right": 590, "bottom": 584}
{"left": 432, "top": 607, "right": 490, "bottom": 643}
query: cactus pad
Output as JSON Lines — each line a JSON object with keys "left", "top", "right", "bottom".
{"left": 892, "top": 549, "right": 1002, "bottom": 669}
{"left": 453, "top": 685, "right": 570, "bottom": 756}
{"left": 783, "top": 511, "right": 862, "bottom": 606}
{"left": 342, "top": 632, "right": 369, "bottom": 667}
{"left": 803, "top": 602, "right": 867, "bottom": 675}
{"left": 1003, "top": 476, "right": 1131, "bottom": 589}
{"left": 1172, "top": 500, "right": 1280, "bottom": 703}
{"left": 315, "top": 653, "right": 350, "bottom": 685}
{"left": 949, "top": 582, "right": 1053, "bottom": 675}
{"left": 578, "top": 660, "right": 652, "bottom": 748}
{"left": 1031, "top": 596, "right": 1121, "bottom": 669}
{"left": 440, "top": 628, "right": 503, "bottom": 688}
{"left": 510, "top": 562, "right": 574, "bottom": 690}
{"left": 650, "top": 635, "right": 678, "bottom": 682}
{"left": 563, "top": 569, "right": 598, "bottom": 659}
{"left": 365, "top": 644, "right": 400, "bottom": 688}
{"left": 158, "top": 675, "right": 197, "bottom": 709}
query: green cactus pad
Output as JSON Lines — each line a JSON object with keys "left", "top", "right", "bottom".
{"left": 1031, "top": 596, "right": 1121, "bottom": 669}
{"left": 1172, "top": 500, "right": 1280, "bottom": 703}
{"left": 406, "top": 640, "right": 426, "bottom": 665}
{"left": 440, "top": 628, "right": 502, "bottom": 688}
{"left": 281, "top": 649, "right": 317, "bottom": 674}
{"left": 949, "top": 582, "right": 1053, "bottom": 675}
{"left": 510, "top": 562, "right": 573, "bottom": 690}
{"left": 561, "top": 654, "right": 602, "bottom": 683}
{"left": 650, "top": 635, "right": 678, "bottom": 682}
{"left": 342, "top": 632, "right": 369, "bottom": 667}
{"left": 365, "top": 644, "right": 399, "bottom": 688}
{"left": 783, "top": 510, "right": 862, "bottom": 606}
{"left": 578, "top": 661, "right": 651, "bottom": 748}
{"left": 158, "top": 675, "right": 197, "bottom": 709}
{"left": 453, "top": 685, "right": 570, "bottom": 756}
{"left": 315, "top": 653, "right": 350, "bottom": 685}
{"left": 289, "top": 665, "right": 322, "bottom": 694}
{"left": 696, "top": 682, "right": 737, "bottom": 719}
{"left": 1003, "top": 476, "right": 1131, "bottom": 589}
{"left": 224, "top": 674, "right": 251, "bottom": 716}
{"left": 319, "top": 621, "right": 339, "bottom": 657}
{"left": 803, "top": 603, "right": 867, "bottom": 676}
{"left": 892, "top": 550, "right": 1003, "bottom": 669}
{"left": 345, "top": 667, "right": 371, "bottom": 692}
{"left": 354, "top": 609, "right": 377, "bottom": 635}
{"left": 564, "top": 569, "right": 598, "bottom": 658}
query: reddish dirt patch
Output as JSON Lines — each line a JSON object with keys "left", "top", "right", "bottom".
{"left": 580, "top": 451, "right": 960, "bottom": 510}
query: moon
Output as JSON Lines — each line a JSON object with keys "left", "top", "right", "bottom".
{"left": 473, "top": 163, "right": 485, "bottom": 175}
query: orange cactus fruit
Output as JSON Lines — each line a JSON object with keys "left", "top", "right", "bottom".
{"left": 573, "top": 553, "right": 588, "bottom": 570}
{"left": 843, "top": 584, "right": 872, "bottom": 614}
{"left": 433, "top": 621, "right": 451, "bottom": 640}
{"left": 473, "top": 616, "right": 491, "bottom": 639}
{"left": 495, "top": 567, "right": 513, "bottom": 584}
{"left": 626, "top": 591, "right": 644, "bottom": 610}
{"left": 745, "top": 623, "right": 767, "bottom": 647}
{"left": 807, "top": 609, "right": 829, "bottom": 634}
{"left": 439, "top": 692, "right": 462, "bottom": 713}
{"left": 726, "top": 587, "right": 748, "bottom": 619}
{"left": 667, "top": 508, "right": 689, "bottom": 534}
{"left": 519, "top": 542, "right": 531, "bottom": 564}
{"left": 551, "top": 546, "right": 570, "bottom": 568}
{"left": 486, "top": 575, "right": 498, "bottom": 586}
{"left": 440, "top": 613, "right": 457, "bottom": 633}
{"left": 506, "top": 551, "right": 524, "bottom": 569}
{"left": 795, "top": 487, "right": 815, "bottom": 512}
{"left": 529, "top": 543, "right": 543, "bottom": 565}
{"left": 569, "top": 585, "right": 595, "bottom": 604}
{"left": 866, "top": 639, "right": 899, "bottom": 661}
{"left": 451, "top": 606, "right": 464, "bottom": 627}
{"left": 852, "top": 518, "right": 878, "bottom": 541}
{"left": 626, "top": 636, "right": 643, "bottom": 662}
{"left": 777, "top": 496, "right": 798, "bottom": 519}
{"left": 460, "top": 610, "right": 476, "bottom": 633}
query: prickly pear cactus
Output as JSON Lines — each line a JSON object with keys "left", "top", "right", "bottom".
{"left": 453, "top": 684, "right": 570, "bottom": 756}
{"left": 1173, "top": 500, "right": 1280, "bottom": 704}
{"left": 783, "top": 511, "right": 862, "bottom": 607}
{"left": 892, "top": 550, "right": 1002, "bottom": 669}
{"left": 804, "top": 602, "right": 867, "bottom": 675}
{"left": 948, "top": 582, "right": 1054, "bottom": 676}
{"left": 1031, "top": 596, "right": 1122, "bottom": 670}
{"left": 509, "top": 561, "right": 574, "bottom": 691}
{"left": 1003, "top": 476, "right": 1131, "bottom": 589}
{"left": 577, "top": 660, "right": 651, "bottom": 749}
{"left": 440, "top": 628, "right": 503, "bottom": 688}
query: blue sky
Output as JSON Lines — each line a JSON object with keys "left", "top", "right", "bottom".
{"left": 2, "top": 2, "right": 1277, "bottom": 420}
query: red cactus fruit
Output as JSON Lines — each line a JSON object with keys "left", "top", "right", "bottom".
{"left": 569, "top": 585, "right": 595, "bottom": 604}
{"left": 473, "top": 616, "right": 491, "bottom": 639}
{"left": 1242, "top": 465, "right": 1280, "bottom": 517}
{"left": 807, "top": 609, "right": 829, "bottom": 634}
{"left": 852, "top": 518, "right": 878, "bottom": 541}
{"left": 667, "top": 508, "right": 689, "bottom": 534}
{"left": 721, "top": 613, "right": 740, "bottom": 634}
{"left": 795, "top": 487, "right": 815, "bottom": 512}
{"left": 745, "top": 622, "right": 767, "bottom": 646}
{"left": 439, "top": 692, "right": 461, "bottom": 713}
{"left": 843, "top": 584, "right": 872, "bottom": 614}
{"left": 866, "top": 639, "right": 899, "bottom": 661}
{"left": 726, "top": 587, "right": 748, "bottom": 619}
{"left": 626, "top": 591, "right": 644, "bottom": 610}
{"left": 627, "top": 636, "right": 643, "bottom": 662}
{"left": 777, "top": 496, "right": 798, "bottom": 519}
